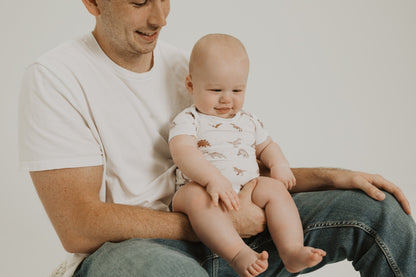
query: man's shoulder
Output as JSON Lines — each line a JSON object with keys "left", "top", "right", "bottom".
{"left": 156, "top": 40, "right": 189, "bottom": 68}
{"left": 157, "top": 40, "right": 188, "bottom": 58}
{"left": 33, "top": 34, "right": 95, "bottom": 69}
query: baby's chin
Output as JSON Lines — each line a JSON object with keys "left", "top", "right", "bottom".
{"left": 216, "top": 112, "right": 236, "bottom": 119}
{"left": 196, "top": 107, "right": 239, "bottom": 118}
{"left": 214, "top": 108, "right": 239, "bottom": 118}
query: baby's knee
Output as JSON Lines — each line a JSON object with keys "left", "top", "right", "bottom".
{"left": 256, "top": 176, "right": 287, "bottom": 192}
{"left": 173, "top": 182, "right": 210, "bottom": 212}
{"left": 252, "top": 177, "right": 289, "bottom": 206}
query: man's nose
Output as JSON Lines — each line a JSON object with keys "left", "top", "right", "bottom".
{"left": 148, "top": 0, "right": 169, "bottom": 28}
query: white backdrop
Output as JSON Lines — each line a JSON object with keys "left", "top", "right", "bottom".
{"left": 1, "top": 1, "right": 415, "bottom": 276}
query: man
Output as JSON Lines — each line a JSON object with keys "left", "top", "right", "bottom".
{"left": 19, "top": 0, "right": 415, "bottom": 276}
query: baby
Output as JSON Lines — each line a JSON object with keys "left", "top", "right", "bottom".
{"left": 169, "top": 34, "right": 326, "bottom": 277}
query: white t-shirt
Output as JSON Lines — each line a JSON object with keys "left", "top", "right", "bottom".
{"left": 19, "top": 33, "right": 192, "bottom": 276}
{"left": 169, "top": 105, "right": 268, "bottom": 192}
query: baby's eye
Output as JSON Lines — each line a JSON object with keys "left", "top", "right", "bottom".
{"left": 233, "top": 89, "right": 243, "bottom": 93}
{"left": 209, "top": 89, "right": 222, "bottom": 92}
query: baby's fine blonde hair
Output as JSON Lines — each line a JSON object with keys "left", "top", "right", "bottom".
{"left": 189, "top": 34, "right": 249, "bottom": 75}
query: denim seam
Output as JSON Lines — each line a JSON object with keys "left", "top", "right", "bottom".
{"left": 200, "top": 253, "right": 218, "bottom": 266}
{"left": 304, "top": 220, "right": 402, "bottom": 277}
{"left": 212, "top": 254, "right": 219, "bottom": 277}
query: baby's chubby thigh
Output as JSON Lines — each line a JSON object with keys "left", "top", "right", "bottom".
{"left": 250, "top": 176, "right": 290, "bottom": 209}
{"left": 172, "top": 182, "right": 213, "bottom": 214}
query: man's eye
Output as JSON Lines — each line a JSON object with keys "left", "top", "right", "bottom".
{"left": 132, "top": 1, "right": 147, "bottom": 7}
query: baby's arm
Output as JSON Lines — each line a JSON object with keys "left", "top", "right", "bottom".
{"left": 169, "top": 135, "right": 239, "bottom": 210}
{"left": 256, "top": 137, "right": 296, "bottom": 189}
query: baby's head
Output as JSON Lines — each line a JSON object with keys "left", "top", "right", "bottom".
{"left": 186, "top": 34, "right": 249, "bottom": 118}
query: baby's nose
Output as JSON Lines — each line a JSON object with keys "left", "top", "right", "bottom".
{"left": 220, "top": 93, "right": 231, "bottom": 103}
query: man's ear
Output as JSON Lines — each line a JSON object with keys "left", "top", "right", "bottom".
{"left": 185, "top": 74, "right": 194, "bottom": 95}
{"left": 81, "top": 0, "right": 101, "bottom": 16}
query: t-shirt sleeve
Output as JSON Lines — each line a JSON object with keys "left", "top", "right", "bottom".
{"left": 18, "top": 63, "right": 103, "bottom": 171}
{"left": 250, "top": 113, "right": 269, "bottom": 145}
{"left": 168, "top": 108, "right": 198, "bottom": 141}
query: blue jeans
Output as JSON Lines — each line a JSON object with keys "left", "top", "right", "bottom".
{"left": 74, "top": 190, "right": 416, "bottom": 276}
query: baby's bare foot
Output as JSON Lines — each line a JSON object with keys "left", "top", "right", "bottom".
{"left": 283, "top": 247, "right": 326, "bottom": 273}
{"left": 230, "top": 247, "right": 269, "bottom": 277}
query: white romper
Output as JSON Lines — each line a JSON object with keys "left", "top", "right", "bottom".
{"left": 169, "top": 105, "right": 268, "bottom": 193}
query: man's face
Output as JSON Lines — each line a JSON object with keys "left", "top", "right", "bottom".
{"left": 95, "top": 0, "right": 170, "bottom": 60}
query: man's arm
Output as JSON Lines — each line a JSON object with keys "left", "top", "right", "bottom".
{"left": 290, "top": 167, "right": 412, "bottom": 214}
{"left": 30, "top": 165, "right": 197, "bottom": 254}
{"left": 258, "top": 162, "right": 411, "bottom": 214}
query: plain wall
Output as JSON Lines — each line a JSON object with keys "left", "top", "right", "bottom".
{"left": 1, "top": 1, "right": 415, "bottom": 276}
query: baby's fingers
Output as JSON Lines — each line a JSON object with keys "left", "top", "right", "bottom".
{"left": 282, "top": 180, "right": 291, "bottom": 189}
{"left": 229, "top": 191, "right": 240, "bottom": 211}
{"left": 219, "top": 192, "right": 236, "bottom": 211}
{"left": 210, "top": 193, "right": 219, "bottom": 207}
{"left": 288, "top": 177, "right": 296, "bottom": 190}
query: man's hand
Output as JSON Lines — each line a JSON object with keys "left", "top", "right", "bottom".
{"left": 206, "top": 176, "right": 240, "bottom": 211}
{"left": 332, "top": 170, "right": 412, "bottom": 214}
{"left": 270, "top": 165, "right": 296, "bottom": 190}
{"left": 230, "top": 179, "right": 266, "bottom": 238}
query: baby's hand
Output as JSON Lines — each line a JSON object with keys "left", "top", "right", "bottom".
{"left": 271, "top": 165, "right": 296, "bottom": 190}
{"left": 206, "top": 176, "right": 240, "bottom": 211}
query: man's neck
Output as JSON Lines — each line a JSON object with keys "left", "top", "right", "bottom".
{"left": 113, "top": 51, "right": 154, "bottom": 73}
{"left": 92, "top": 31, "right": 154, "bottom": 74}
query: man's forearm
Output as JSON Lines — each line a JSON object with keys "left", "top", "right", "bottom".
{"left": 31, "top": 166, "right": 197, "bottom": 254}
{"left": 68, "top": 202, "right": 195, "bottom": 254}
{"left": 290, "top": 167, "right": 349, "bottom": 193}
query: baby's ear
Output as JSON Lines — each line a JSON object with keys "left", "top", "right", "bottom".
{"left": 185, "top": 74, "right": 194, "bottom": 95}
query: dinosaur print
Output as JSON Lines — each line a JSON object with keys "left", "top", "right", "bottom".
{"left": 210, "top": 123, "right": 222, "bottom": 128}
{"left": 197, "top": 139, "right": 211, "bottom": 148}
{"left": 185, "top": 112, "right": 196, "bottom": 119}
{"left": 257, "top": 119, "right": 264, "bottom": 128}
{"left": 227, "top": 138, "right": 242, "bottom": 148}
{"left": 237, "top": 148, "right": 249, "bottom": 158}
{"left": 240, "top": 110, "right": 249, "bottom": 117}
{"left": 230, "top": 123, "right": 243, "bottom": 132}
{"left": 206, "top": 152, "right": 226, "bottom": 159}
{"left": 233, "top": 167, "right": 246, "bottom": 176}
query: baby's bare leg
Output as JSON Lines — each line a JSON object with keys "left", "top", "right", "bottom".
{"left": 252, "top": 177, "right": 326, "bottom": 273}
{"left": 173, "top": 182, "right": 268, "bottom": 277}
